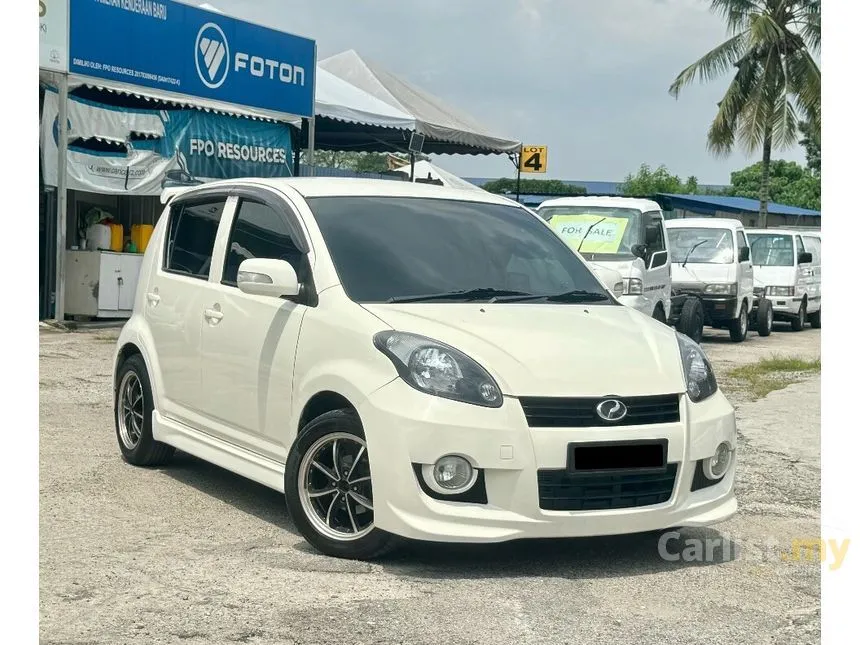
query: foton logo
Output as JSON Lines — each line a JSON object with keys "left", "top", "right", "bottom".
{"left": 194, "top": 21, "right": 306, "bottom": 91}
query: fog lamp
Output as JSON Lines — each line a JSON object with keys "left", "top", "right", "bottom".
{"left": 429, "top": 455, "right": 475, "bottom": 493}
{"left": 703, "top": 442, "right": 733, "bottom": 480}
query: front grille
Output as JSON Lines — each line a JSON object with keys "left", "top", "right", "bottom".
{"left": 519, "top": 394, "right": 681, "bottom": 428}
{"left": 537, "top": 464, "right": 678, "bottom": 511}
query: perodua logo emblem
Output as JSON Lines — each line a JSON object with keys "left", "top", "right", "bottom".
{"left": 195, "top": 22, "right": 230, "bottom": 89}
{"left": 596, "top": 399, "right": 627, "bottom": 422}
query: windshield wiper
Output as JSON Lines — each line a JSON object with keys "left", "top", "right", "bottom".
{"left": 577, "top": 217, "right": 607, "bottom": 253}
{"left": 682, "top": 240, "right": 708, "bottom": 268}
{"left": 545, "top": 289, "right": 611, "bottom": 303}
{"left": 387, "top": 288, "right": 533, "bottom": 303}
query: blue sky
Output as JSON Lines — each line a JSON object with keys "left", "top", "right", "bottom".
{"left": 189, "top": 0, "right": 806, "bottom": 184}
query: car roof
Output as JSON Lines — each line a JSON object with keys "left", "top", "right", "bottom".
{"left": 665, "top": 217, "right": 744, "bottom": 230}
{"left": 162, "top": 177, "right": 518, "bottom": 207}
{"left": 746, "top": 228, "right": 810, "bottom": 236}
{"left": 537, "top": 196, "right": 662, "bottom": 213}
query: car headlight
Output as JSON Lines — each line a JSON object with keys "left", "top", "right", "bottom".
{"left": 704, "top": 283, "right": 738, "bottom": 296}
{"left": 676, "top": 332, "right": 718, "bottom": 403}
{"left": 622, "top": 278, "right": 643, "bottom": 295}
{"left": 766, "top": 286, "right": 795, "bottom": 296}
{"left": 373, "top": 331, "right": 503, "bottom": 407}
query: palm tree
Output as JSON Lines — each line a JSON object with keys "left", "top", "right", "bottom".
{"left": 669, "top": 0, "right": 820, "bottom": 227}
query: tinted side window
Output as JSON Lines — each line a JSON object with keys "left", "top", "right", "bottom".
{"left": 222, "top": 199, "right": 303, "bottom": 286}
{"left": 646, "top": 212, "right": 666, "bottom": 251}
{"left": 164, "top": 199, "right": 226, "bottom": 279}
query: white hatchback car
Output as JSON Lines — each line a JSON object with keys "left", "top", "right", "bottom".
{"left": 114, "top": 178, "right": 737, "bottom": 560}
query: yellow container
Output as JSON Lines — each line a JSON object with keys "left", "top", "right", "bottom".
{"left": 109, "top": 223, "right": 124, "bottom": 252}
{"left": 131, "top": 224, "right": 154, "bottom": 253}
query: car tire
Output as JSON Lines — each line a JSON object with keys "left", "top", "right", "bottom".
{"left": 114, "top": 354, "right": 175, "bottom": 467}
{"left": 652, "top": 305, "right": 667, "bottom": 325}
{"left": 756, "top": 300, "right": 773, "bottom": 337}
{"left": 809, "top": 307, "right": 821, "bottom": 329}
{"left": 729, "top": 302, "right": 748, "bottom": 342}
{"left": 284, "top": 409, "right": 396, "bottom": 560}
{"left": 677, "top": 298, "right": 704, "bottom": 344}
{"left": 790, "top": 301, "right": 807, "bottom": 332}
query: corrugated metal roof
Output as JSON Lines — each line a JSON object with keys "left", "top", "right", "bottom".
{"left": 658, "top": 193, "right": 820, "bottom": 217}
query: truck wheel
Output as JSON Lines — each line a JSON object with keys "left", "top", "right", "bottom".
{"left": 809, "top": 307, "right": 821, "bottom": 329}
{"left": 677, "top": 299, "right": 704, "bottom": 343}
{"left": 756, "top": 300, "right": 773, "bottom": 337}
{"left": 790, "top": 301, "right": 807, "bottom": 332}
{"left": 729, "top": 302, "right": 748, "bottom": 342}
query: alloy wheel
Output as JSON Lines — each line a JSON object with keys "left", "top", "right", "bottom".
{"left": 117, "top": 371, "right": 144, "bottom": 450}
{"left": 297, "top": 433, "right": 375, "bottom": 541}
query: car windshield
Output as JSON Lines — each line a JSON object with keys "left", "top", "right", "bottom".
{"left": 537, "top": 206, "right": 642, "bottom": 257}
{"left": 668, "top": 228, "right": 734, "bottom": 264}
{"left": 306, "top": 196, "right": 612, "bottom": 304}
{"left": 747, "top": 233, "right": 795, "bottom": 266}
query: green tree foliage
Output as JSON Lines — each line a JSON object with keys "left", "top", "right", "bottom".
{"left": 669, "top": 0, "right": 821, "bottom": 226}
{"left": 619, "top": 164, "right": 700, "bottom": 196}
{"left": 728, "top": 159, "right": 820, "bottom": 210}
{"left": 482, "top": 178, "right": 586, "bottom": 196}
{"left": 798, "top": 118, "right": 821, "bottom": 175}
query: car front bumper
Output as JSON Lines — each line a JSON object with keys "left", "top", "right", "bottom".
{"left": 358, "top": 380, "right": 737, "bottom": 543}
{"left": 758, "top": 295, "right": 802, "bottom": 318}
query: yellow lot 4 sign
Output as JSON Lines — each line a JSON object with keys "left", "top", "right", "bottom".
{"left": 519, "top": 146, "right": 547, "bottom": 173}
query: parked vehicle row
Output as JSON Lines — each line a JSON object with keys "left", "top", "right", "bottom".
{"left": 537, "top": 197, "right": 820, "bottom": 342}
{"left": 114, "top": 178, "right": 738, "bottom": 560}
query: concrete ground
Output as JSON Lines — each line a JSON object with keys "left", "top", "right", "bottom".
{"left": 39, "top": 324, "right": 821, "bottom": 645}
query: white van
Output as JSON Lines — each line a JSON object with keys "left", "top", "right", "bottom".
{"left": 537, "top": 197, "right": 672, "bottom": 321}
{"left": 665, "top": 218, "right": 771, "bottom": 342}
{"left": 746, "top": 228, "right": 821, "bottom": 330}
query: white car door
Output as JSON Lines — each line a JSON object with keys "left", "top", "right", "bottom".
{"left": 643, "top": 211, "right": 671, "bottom": 318}
{"left": 144, "top": 195, "right": 229, "bottom": 426}
{"left": 196, "top": 190, "right": 311, "bottom": 462}
{"left": 736, "top": 229, "right": 754, "bottom": 305}
{"left": 800, "top": 233, "right": 822, "bottom": 313}
{"left": 795, "top": 234, "right": 813, "bottom": 304}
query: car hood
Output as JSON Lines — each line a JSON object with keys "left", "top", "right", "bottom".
{"left": 361, "top": 303, "right": 686, "bottom": 397}
{"left": 754, "top": 265, "right": 796, "bottom": 288}
{"left": 671, "top": 263, "right": 734, "bottom": 286}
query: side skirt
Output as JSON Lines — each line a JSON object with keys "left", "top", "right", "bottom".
{"left": 153, "top": 411, "right": 286, "bottom": 493}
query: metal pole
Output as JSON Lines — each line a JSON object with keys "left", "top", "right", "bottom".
{"left": 410, "top": 152, "right": 415, "bottom": 181}
{"left": 515, "top": 159, "right": 522, "bottom": 204}
{"left": 306, "top": 116, "right": 316, "bottom": 176}
{"left": 54, "top": 73, "right": 69, "bottom": 322}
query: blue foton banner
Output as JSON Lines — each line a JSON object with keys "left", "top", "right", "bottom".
{"left": 69, "top": 0, "right": 316, "bottom": 118}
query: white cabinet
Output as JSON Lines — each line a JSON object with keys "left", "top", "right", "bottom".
{"left": 65, "top": 251, "right": 144, "bottom": 319}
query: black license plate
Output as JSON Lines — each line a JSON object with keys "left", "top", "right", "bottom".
{"left": 568, "top": 440, "right": 668, "bottom": 474}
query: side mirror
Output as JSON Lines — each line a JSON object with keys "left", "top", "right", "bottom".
{"left": 798, "top": 251, "right": 813, "bottom": 265}
{"left": 645, "top": 225, "right": 660, "bottom": 246}
{"left": 649, "top": 250, "right": 668, "bottom": 269}
{"left": 738, "top": 246, "right": 750, "bottom": 262}
{"left": 631, "top": 244, "right": 648, "bottom": 259}
{"left": 237, "top": 258, "right": 300, "bottom": 298}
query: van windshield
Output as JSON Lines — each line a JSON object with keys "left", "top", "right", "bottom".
{"left": 306, "top": 196, "right": 612, "bottom": 304}
{"left": 668, "top": 228, "right": 734, "bottom": 264}
{"left": 747, "top": 233, "right": 795, "bottom": 266}
{"left": 537, "top": 206, "right": 642, "bottom": 258}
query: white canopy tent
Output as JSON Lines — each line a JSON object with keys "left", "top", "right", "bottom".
{"left": 314, "top": 67, "right": 416, "bottom": 130}
{"left": 319, "top": 50, "right": 520, "bottom": 155}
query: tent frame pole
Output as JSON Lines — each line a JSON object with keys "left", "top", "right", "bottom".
{"left": 54, "top": 73, "right": 69, "bottom": 322}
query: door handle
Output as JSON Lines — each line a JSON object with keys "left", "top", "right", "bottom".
{"left": 146, "top": 292, "right": 160, "bottom": 306}
{"left": 204, "top": 307, "right": 223, "bottom": 323}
